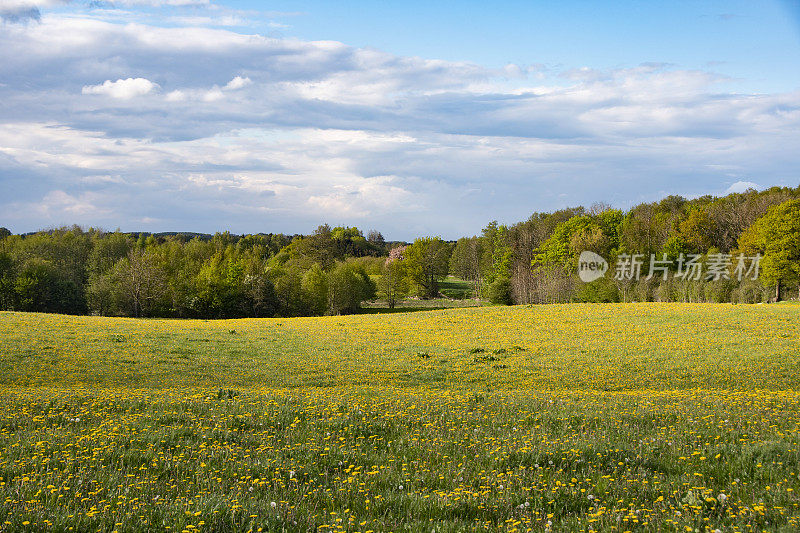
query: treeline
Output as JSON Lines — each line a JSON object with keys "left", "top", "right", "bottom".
{"left": 449, "top": 186, "right": 800, "bottom": 304}
{"left": 1, "top": 186, "right": 799, "bottom": 317}
{"left": 0, "top": 226, "right": 389, "bottom": 318}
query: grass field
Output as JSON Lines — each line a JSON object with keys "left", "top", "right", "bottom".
{"left": 362, "top": 276, "right": 482, "bottom": 311}
{"left": 1, "top": 303, "right": 799, "bottom": 532}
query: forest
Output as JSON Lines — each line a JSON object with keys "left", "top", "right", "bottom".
{"left": 0, "top": 186, "right": 799, "bottom": 318}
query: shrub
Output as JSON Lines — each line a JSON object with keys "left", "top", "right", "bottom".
{"left": 487, "top": 276, "right": 512, "bottom": 305}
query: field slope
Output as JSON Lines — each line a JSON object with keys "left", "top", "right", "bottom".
{"left": 1, "top": 304, "right": 799, "bottom": 532}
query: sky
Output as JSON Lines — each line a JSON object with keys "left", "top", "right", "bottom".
{"left": 0, "top": 1, "right": 799, "bottom": 240}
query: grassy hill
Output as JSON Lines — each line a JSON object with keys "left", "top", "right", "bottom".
{"left": 1, "top": 303, "right": 799, "bottom": 390}
{"left": 1, "top": 304, "right": 799, "bottom": 531}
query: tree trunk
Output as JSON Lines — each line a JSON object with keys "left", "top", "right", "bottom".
{"left": 775, "top": 278, "right": 782, "bottom": 302}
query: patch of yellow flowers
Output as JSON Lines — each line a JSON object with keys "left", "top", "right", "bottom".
{"left": 0, "top": 303, "right": 798, "bottom": 531}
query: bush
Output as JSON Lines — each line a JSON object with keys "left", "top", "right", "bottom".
{"left": 705, "top": 278, "right": 737, "bottom": 303}
{"left": 487, "top": 276, "right": 512, "bottom": 305}
{"left": 574, "top": 277, "right": 620, "bottom": 303}
{"left": 731, "top": 279, "right": 771, "bottom": 304}
{"left": 327, "top": 262, "right": 375, "bottom": 314}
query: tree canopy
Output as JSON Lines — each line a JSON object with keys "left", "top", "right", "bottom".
{"left": 1, "top": 185, "right": 798, "bottom": 315}
{"left": 738, "top": 199, "right": 800, "bottom": 298}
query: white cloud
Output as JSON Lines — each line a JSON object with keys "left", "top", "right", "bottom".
{"left": 82, "top": 78, "right": 158, "bottom": 99}
{"left": 38, "top": 189, "right": 106, "bottom": 216}
{"left": 201, "top": 87, "right": 224, "bottom": 101}
{"left": 224, "top": 76, "right": 251, "bottom": 90}
{"left": 726, "top": 181, "right": 760, "bottom": 194}
{"left": 165, "top": 90, "right": 185, "bottom": 102}
{"left": 2, "top": 189, "right": 114, "bottom": 225}
{"left": 306, "top": 175, "right": 417, "bottom": 218}
{"left": 168, "top": 15, "right": 246, "bottom": 27}
{"left": 0, "top": 0, "right": 65, "bottom": 8}
{"left": 79, "top": 174, "right": 125, "bottom": 184}
{"left": 1, "top": 12, "right": 799, "bottom": 237}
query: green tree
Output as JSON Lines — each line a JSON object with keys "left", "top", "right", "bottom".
{"left": 0, "top": 252, "right": 14, "bottom": 310}
{"left": 507, "top": 208, "right": 583, "bottom": 305}
{"left": 738, "top": 199, "right": 800, "bottom": 301}
{"left": 327, "top": 262, "right": 375, "bottom": 315}
{"left": 191, "top": 251, "right": 250, "bottom": 318}
{"left": 86, "top": 232, "right": 133, "bottom": 315}
{"left": 86, "top": 270, "right": 119, "bottom": 316}
{"left": 404, "top": 237, "right": 451, "bottom": 298}
{"left": 302, "top": 263, "right": 329, "bottom": 315}
{"left": 270, "top": 267, "right": 308, "bottom": 317}
{"left": 87, "top": 231, "right": 132, "bottom": 277}
{"left": 618, "top": 203, "right": 673, "bottom": 260}
{"left": 378, "top": 256, "right": 408, "bottom": 309}
{"left": 450, "top": 237, "right": 483, "bottom": 285}
{"left": 286, "top": 225, "right": 338, "bottom": 270}
{"left": 15, "top": 259, "right": 57, "bottom": 312}
{"left": 674, "top": 207, "right": 715, "bottom": 254}
{"left": 284, "top": 225, "right": 377, "bottom": 271}
{"left": 536, "top": 211, "right": 621, "bottom": 268}
{"left": 366, "top": 230, "right": 386, "bottom": 255}
{"left": 242, "top": 266, "right": 277, "bottom": 318}
{"left": 14, "top": 258, "right": 84, "bottom": 314}
{"left": 479, "top": 222, "right": 512, "bottom": 297}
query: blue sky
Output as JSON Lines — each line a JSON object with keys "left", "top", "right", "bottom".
{"left": 1, "top": 0, "right": 799, "bottom": 239}
{"left": 235, "top": 0, "right": 800, "bottom": 92}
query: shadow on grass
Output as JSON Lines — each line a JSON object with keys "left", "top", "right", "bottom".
{"left": 357, "top": 307, "right": 438, "bottom": 314}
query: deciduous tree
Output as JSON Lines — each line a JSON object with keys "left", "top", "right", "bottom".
{"left": 404, "top": 237, "right": 451, "bottom": 298}
{"left": 738, "top": 199, "right": 800, "bottom": 301}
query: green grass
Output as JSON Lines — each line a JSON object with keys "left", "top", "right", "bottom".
{"left": 366, "top": 275, "right": 481, "bottom": 309}
{"left": 1, "top": 304, "right": 799, "bottom": 532}
{"left": 361, "top": 297, "right": 484, "bottom": 312}
{"left": 438, "top": 276, "right": 476, "bottom": 299}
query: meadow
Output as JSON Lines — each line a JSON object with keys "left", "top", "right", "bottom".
{"left": 1, "top": 303, "right": 799, "bottom": 532}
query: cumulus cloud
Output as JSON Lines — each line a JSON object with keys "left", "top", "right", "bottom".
{"left": 201, "top": 87, "right": 224, "bottom": 101}
{"left": 1, "top": 10, "right": 799, "bottom": 237}
{"left": 164, "top": 90, "right": 185, "bottom": 102}
{"left": 37, "top": 189, "right": 108, "bottom": 216}
{"left": 82, "top": 78, "right": 158, "bottom": 99}
{"left": 224, "top": 76, "right": 251, "bottom": 90}
{"left": 726, "top": 180, "right": 760, "bottom": 194}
